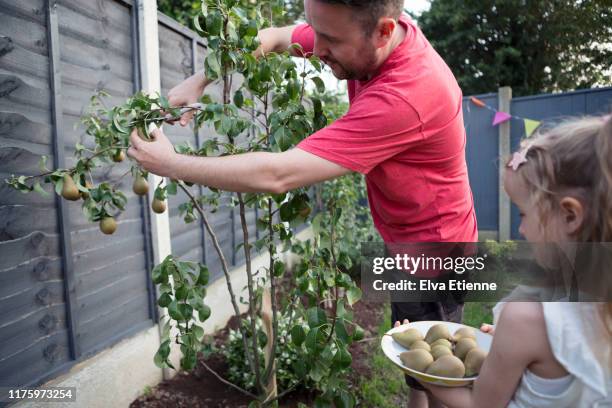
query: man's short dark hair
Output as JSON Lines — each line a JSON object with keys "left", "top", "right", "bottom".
{"left": 317, "top": 0, "right": 404, "bottom": 34}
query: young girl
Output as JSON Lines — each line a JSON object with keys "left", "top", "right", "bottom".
{"left": 395, "top": 114, "right": 612, "bottom": 407}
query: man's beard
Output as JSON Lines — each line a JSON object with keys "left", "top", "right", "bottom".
{"left": 325, "top": 49, "right": 378, "bottom": 81}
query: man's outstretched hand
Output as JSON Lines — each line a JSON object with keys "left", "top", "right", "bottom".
{"left": 166, "top": 72, "right": 210, "bottom": 126}
{"left": 127, "top": 127, "right": 178, "bottom": 178}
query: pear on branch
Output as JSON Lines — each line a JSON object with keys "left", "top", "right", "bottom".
{"left": 112, "top": 149, "right": 125, "bottom": 163}
{"left": 80, "top": 181, "right": 93, "bottom": 200}
{"left": 152, "top": 198, "right": 167, "bottom": 214}
{"left": 99, "top": 217, "right": 117, "bottom": 235}
{"left": 132, "top": 174, "right": 149, "bottom": 196}
{"left": 61, "top": 174, "right": 81, "bottom": 201}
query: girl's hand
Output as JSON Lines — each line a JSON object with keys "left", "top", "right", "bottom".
{"left": 393, "top": 319, "right": 410, "bottom": 327}
{"left": 480, "top": 323, "right": 495, "bottom": 335}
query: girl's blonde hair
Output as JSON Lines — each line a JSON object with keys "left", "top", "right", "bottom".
{"left": 508, "top": 114, "right": 612, "bottom": 336}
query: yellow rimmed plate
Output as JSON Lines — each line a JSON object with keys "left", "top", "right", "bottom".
{"left": 381, "top": 321, "right": 493, "bottom": 387}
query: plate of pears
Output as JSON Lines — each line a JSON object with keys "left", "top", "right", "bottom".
{"left": 381, "top": 321, "right": 492, "bottom": 387}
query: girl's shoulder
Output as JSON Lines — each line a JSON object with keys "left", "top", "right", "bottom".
{"left": 495, "top": 303, "right": 554, "bottom": 363}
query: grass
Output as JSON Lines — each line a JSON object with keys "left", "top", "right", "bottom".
{"left": 356, "top": 305, "right": 410, "bottom": 408}
{"left": 356, "top": 302, "right": 494, "bottom": 407}
{"left": 462, "top": 302, "right": 495, "bottom": 327}
{"left": 142, "top": 385, "right": 153, "bottom": 397}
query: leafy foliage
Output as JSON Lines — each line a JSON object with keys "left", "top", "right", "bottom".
{"left": 418, "top": 0, "right": 612, "bottom": 96}
{"left": 159, "top": 0, "right": 305, "bottom": 30}
{"left": 5, "top": 1, "right": 367, "bottom": 406}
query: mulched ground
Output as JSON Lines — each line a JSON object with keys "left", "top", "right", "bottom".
{"left": 131, "top": 279, "right": 385, "bottom": 408}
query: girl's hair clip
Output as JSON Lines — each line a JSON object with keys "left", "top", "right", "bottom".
{"left": 508, "top": 142, "right": 533, "bottom": 171}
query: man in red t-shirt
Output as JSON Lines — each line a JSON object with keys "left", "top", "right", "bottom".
{"left": 129, "top": 2, "right": 477, "bottom": 406}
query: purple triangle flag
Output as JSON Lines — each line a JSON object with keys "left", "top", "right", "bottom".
{"left": 492, "top": 111, "right": 512, "bottom": 126}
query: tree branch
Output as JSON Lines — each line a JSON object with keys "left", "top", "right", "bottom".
{"left": 177, "top": 183, "right": 259, "bottom": 383}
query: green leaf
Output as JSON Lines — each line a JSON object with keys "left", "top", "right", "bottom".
{"left": 113, "top": 114, "right": 128, "bottom": 134}
{"left": 33, "top": 182, "right": 49, "bottom": 197}
{"left": 205, "top": 12, "right": 222, "bottom": 36}
{"left": 197, "top": 265, "right": 210, "bottom": 286}
{"left": 332, "top": 346, "right": 352, "bottom": 369}
{"left": 192, "top": 324, "right": 204, "bottom": 341}
{"left": 166, "top": 181, "right": 178, "bottom": 196}
{"left": 279, "top": 202, "right": 294, "bottom": 222}
{"left": 306, "top": 307, "right": 327, "bottom": 328}
{"left": 193, "top": 15, "right": 204, "bottom": 33}
{"left": 175, "top": 285, "right": 189, "bottom": 301}
{"left": 157, "top": 293, "right": 172, "bottom": 308}
{"left": 312, "top": 76, "right": 325, "bottom": 93}
{"left": 38, "top": 155, "right": 49, "bottom": 172}
{"left": 152, "top": 263, "right": 166, "bottom": 284}
{"left": 205, "top": 53, "right": 221, "bottom": 79}
{"left": 291, "top": 325, "right": 306, "bottom": 346}
{"left": 178, "top": 303, "right": 193, "bottom": 320}
{"left": 233, "top": 90, "right": 244, "bottom": 108}
{"left": 273, "top": 260, "right": 285, "bottom": 277}
{"left": 334, "top": 319, "right": 349, "bottom": 343}
{"left": 346, "top": 286, "right": 362, "bottom": 306}
{"left": 333, "top": 390, "right": 355, "bottom": 408}
{"left": 167, "top": 300, "right": 183, "bottom": 321}
{"left": 181, "top": 349, "right": 197, "bottom": 370}
{"left": 153, "top": 339, "right": 172, "bottom": 368}
{"left": 305, "top": 327, "right": 320, "bottom": 352}
{"left": 352, "top": 325, "right": 365, "bottom": 342}
{"left": 197, "top": 304, "right": 211, "bottom": 322}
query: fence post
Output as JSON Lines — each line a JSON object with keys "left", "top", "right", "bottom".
{"left": 136, "top": 0, "right": 177, "bottom": 378}
{"left": 498, "top": 86, "right": 512, "bottom": 241}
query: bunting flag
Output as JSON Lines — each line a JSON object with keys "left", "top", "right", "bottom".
{"left": 470, "top": 96, "right": 486, "bottom": 108}
{"left": 524, "top": 119, "right": 541, "bottom": 138}
{"left": 469, "top": 96, "right": 543, "bottom": 139}
{"left": 492, "top": 111, "right": 512, "bottom": 126}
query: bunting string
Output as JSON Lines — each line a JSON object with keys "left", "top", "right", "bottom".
{"left": 469, "top": 96, "right": 542, "bottom": 138}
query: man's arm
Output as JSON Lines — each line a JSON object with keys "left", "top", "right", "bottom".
{"left": 167, "top": 26, "right": 299, "bottom": 126}
{"left": 127, "top": 128, "right": 351, "bottom": 194}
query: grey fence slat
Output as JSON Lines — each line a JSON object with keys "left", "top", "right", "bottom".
{"left": 76, "top": 252, "right": 146, "bottom": 298}
{"left": 0, "top": 145, "right": 51, "bottom": 175}
{"left": 0, "top": 206, "right": 59, "bottom": 240}
{"left": 0, "top": 112, "right": 53, "bottom": 148}
{"left": 0, "top": 281, "right": 65, "bottom": 328}
{"left": 0, "top": 73, "right": 52, "bottom": 124}
{"left": 0, "top": 304, "right": 67, "bottom": 363}
{"left": 463, "top": 93, "right": 499, "bottom": 232}
{"left": 77, "top": 271, "right": 149, "bottom": 324}
{"left": 0, "top": 257, "right": 63, "bottom": 300}
{"left": 0, "top": 0, "right": 158, "bottom": 394}
{"left": 0, "top": 330, "right": 71, "bottom": 387}
{"left": 0, "top": 179, "right": 57, "bottom": 207}
{"left": 0, "top": 232, "right": 60, "bottom": 270}
{"left": 77, "top": 292, "right": 150, "bottom": 354}
{"left": 72, "top": 231, "right": 146, "bottom": 273}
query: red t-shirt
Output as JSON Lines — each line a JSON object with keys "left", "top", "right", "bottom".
{"left": 292, "top": 15, "right": 478, "bottom": 243}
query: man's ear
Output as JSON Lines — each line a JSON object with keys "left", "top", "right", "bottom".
{"left": 373, "top": 17, "right": 397, "bottom": 48}
{"left": 558, "top": 196, "right": 585, "bottom": 237}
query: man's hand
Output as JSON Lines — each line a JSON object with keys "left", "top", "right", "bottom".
{"left": 165, "top": 26, "right": 296, "bottom": 127}
{"left": 127, "top": 127, "right": 178, "bottom": 178}
{"left": 480, "top": 323, "right": 495, "bottom": 336}
{"left": 167, "top": 72, "right": 211, "bottom": 126}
